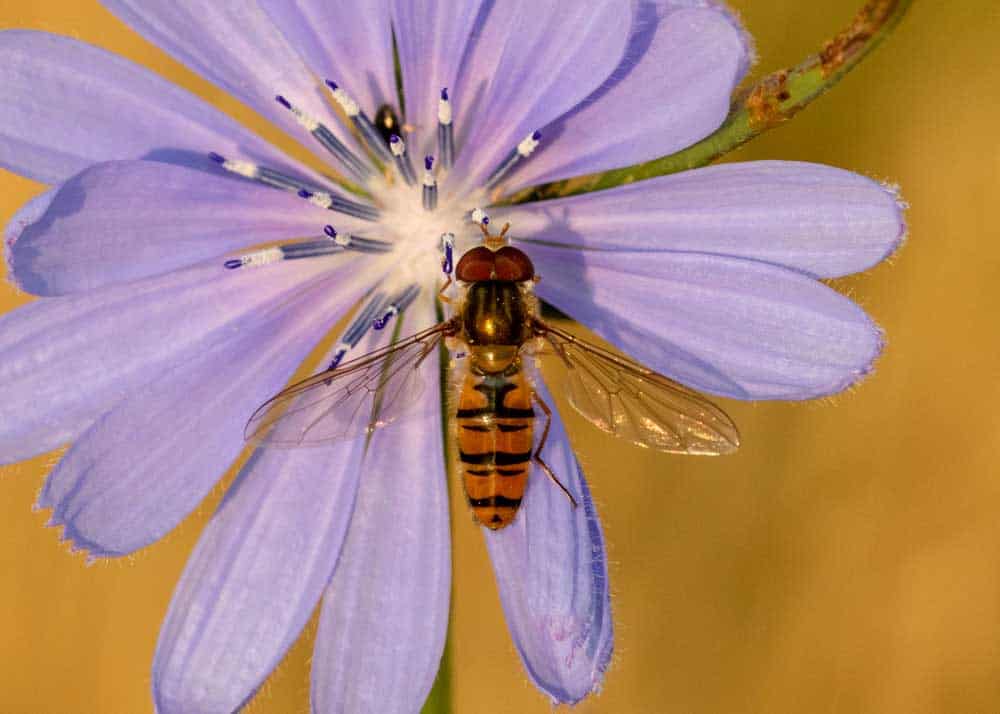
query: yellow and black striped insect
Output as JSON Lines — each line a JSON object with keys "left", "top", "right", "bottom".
{"left": 245, "top": 223, "right": 740, "bottom": 530}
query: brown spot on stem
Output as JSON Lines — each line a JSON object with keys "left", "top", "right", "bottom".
{"left": 821, "top": 0, "right": 899, "bottom": 76}
{"left": 746, "top": 70, "right": 790, "bottom": 129}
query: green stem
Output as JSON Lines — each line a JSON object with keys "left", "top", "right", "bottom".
{"left": 420, "top": 633, "right": 453, "bottom": 714}
{"left": 503, "top": 0, "right": 913, "bottom": 204}
{"left": 422, "top": 299, "right": 454, "bottom": 714}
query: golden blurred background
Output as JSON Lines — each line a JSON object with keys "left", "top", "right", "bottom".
{"left": 1, "top": 1, "right": 998, "bottom": 712}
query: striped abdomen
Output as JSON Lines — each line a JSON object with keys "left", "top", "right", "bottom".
{"left": 456, "top": 369, "right": 534, "bottom": 530}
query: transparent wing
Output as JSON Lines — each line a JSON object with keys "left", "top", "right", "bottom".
{"left": 535, "top": 319, "right": 740, "bottom": 455}
{"left": 245, "top": 321, "right": 455, "bottom": 447}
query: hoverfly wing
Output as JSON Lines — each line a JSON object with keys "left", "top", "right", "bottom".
{"left": 245, "top": 321, "right": 455, "bottom": 447}
{"left": 533, "top": 319, "right": 740, "bottom": 455}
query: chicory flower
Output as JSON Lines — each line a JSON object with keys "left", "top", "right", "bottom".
{"left": 0, "top": 1, "right": 904, "bottom": 712}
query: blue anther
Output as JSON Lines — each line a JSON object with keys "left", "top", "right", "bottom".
{"left": 298, "top": 188, "right": 313, "bottom": 199}
{"left": 531, "top": 129, "right": 542, "bottom": 141}
{"left": 324, "top": 225, "right": 337, "bottom": 240}
{"left": 441, "top": 87, "right": 449, "bottom": 101}
{"left": 328, "top": 347, "right": 349, "bottom": 370}
{"left": 373, "top": 307, "right": 397, "bottom": 330}
{"left": 443, "top": 243, "right": 454, "bottom": 275}
{"left": 441, "top": 233, "right": 455, "bottom": 274}
{"left": 390, "top": 135, "right": 417, "bottom": 186}
{"left": 425, "top": 155, "right": 434, "bottom": 172}
{"left": 275, "top": 95, "right": 291, "bottom": 110}
{"left": 224, "top": 258, "right": 242, "bottom": 270}
{"left": 209, "top": 152, "right": 226, "bottom": 164}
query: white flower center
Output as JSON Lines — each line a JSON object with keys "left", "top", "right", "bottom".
{"left": 372, "top": 174, "right": 471, "bottom": 286}
{"left": 212, "top": 80, "right": 542, "bottom": 354}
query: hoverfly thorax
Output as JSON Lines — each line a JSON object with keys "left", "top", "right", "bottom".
{"left": 455, "top": 237, "right": 536, "bottom": 374}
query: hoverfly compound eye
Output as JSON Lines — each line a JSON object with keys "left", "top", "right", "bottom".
{"left": 493, "top": 247, "right": 535, "bottom": 281}
{"left": 456, "top": 246, "right": 535, "bottom": 282}
{"left": 456, "top": 246, "right": 497, "bottom": 282}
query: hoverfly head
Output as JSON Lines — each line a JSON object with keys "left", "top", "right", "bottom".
{"left": 456, "top": 242, "right": 534, "bottom": 283}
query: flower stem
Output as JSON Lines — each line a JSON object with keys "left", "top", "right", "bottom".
{"left": 421, "top": 632, "right": 454, "bottom": 714}
{"left": 422, "top": 299, "right": 454, "bottom": 714}
{"left": 504, "top": 0, "right": 914, "bottom": 204}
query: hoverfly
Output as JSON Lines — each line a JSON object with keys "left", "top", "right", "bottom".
{"left": 245, "top": 222, "right": 740, "bottom": 530}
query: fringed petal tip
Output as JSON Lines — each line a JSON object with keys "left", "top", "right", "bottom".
{"left": 882, "top": 179, "right": 910, "bottom": 263}
{"left": 3, "top": 188, "right": 55, "bottom": 293}
{"left": 37, "top": 493, "right": 128, "bottom": 560}
{"left": 39, "top": 509, "right": 114, "bottom": 561}
{"left": 827, "top": 315, "right": 886, "bottom": 399}
{"left": 703, "top": 0, "right": 757, "bottom": 76}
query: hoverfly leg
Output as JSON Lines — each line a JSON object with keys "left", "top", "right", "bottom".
{"left": 439, "top": 232, "right": 455, "bottom": 304}
{"left": 437, "top": 275, "right": 453, "bottom": 304}
{"left": 531, "top": 391, "right": 579, "bottom": 509}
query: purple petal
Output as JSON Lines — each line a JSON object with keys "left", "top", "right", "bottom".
{"left": 153, "top": 440, "right": 366, "bottom": 714}
{"left": 0, "top": 257, "right": 345, "bottom": 465}
{"left": 7, "top": 160, "right": 364, "bottom": 295}
{"left": 37, "top": 263, "right": 371, "bottom": 557}
{"left": 258, "top": 0, "right": 396, "bottom": 118}
{"left": 312, "top": 298, "right": 450, "bottom": 714}
{"left": 505, "top": 4, "right": 750, "bottom": 191}
{"left": 152, "top": 303, "right": 429, "bottom": 714}
{"left": 527, "top": 246, "right": 884, "bottom": 400}
{"left": 448, "top": 0, "right": 632, "bottom": 194}
{"left": 390, "top": 0, "right": 485, "bottom": 149}
{"left": 499, "top": 161, "right": 906, "bottom": 278}
{"left": 99, "top": 0, "right": 356, "bottom": 150}
{"left": 0, "top": 30, "right": 303, "bottom": 184}
{"left": 485, "top": 377, "right": 612, "bottom": 705}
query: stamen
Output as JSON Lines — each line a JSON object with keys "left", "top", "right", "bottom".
{"left": 209, "top": 152, "right": 259, "bottom": 179}
{"left": 210, "top": 151, "right": 326, "bottom": 195}
{"left": 223, "top": 247, "right": 285, "bottom": 270}
{"left": 470, "top": 208, "right": 490, "bottom": 226}
{"left": 275, "top": 95, "right": 371, "bottom": 181}
{"left": 373, "top": 285, "right": 421, "bottom": 330}
{"left": 223, "top": 239, "right": 342, "bottom": 270}
{"left": 441, "top": 232, "right": 455, "bottom": 276}
{"left": 223, "top": 226, "right": 393, "bottom": 272}
{"left": 323, "top": 225, "right": 394, "bottom": 253}
{"left": 422, "top": 156, "right": 438, "bottom": 211}
{"left": 389, "top": 135, "right": 417, "bottom": 187}
{"left": 326, "top": 291, "right": 389, "bottom": 369}
{"left": 438, "top": 88, "right": 455, "bottom": 170}
{"left": 298, "top": 189, "right": 380, "bottom": 222}
{"left": 325, "top": 80, "right": 394, "bottom": 163}
{"left": 485, "top": 130, "right": 542, "bottom": 189}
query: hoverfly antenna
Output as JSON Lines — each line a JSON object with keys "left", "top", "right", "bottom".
{"left": 478, "top": 221, "right": 510, "bottom": 250}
